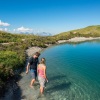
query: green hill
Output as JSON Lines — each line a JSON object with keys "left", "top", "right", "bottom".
{"left": 54, "top": 25, "right": 100, "bottom": 40}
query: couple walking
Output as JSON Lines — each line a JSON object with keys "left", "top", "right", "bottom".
{"left": 26, "top": 52, "right": 48, "bottom": 95}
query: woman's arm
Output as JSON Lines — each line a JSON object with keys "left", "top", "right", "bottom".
{"left": 44, "top": 65, "right": 48, "bottom": 82}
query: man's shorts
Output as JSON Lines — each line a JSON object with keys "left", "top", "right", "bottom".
{"left": 38, "top": 76, "right": 46, "bottom": 87}
{"left": 30, "top": 69, "right": 37, "bottom": 79}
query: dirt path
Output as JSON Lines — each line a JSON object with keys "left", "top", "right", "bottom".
{"left": 1, "top": 47, "right": 47, "bottom": 100}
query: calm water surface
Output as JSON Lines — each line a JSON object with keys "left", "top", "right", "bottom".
{"left": 40, "top": 40, "right": 100, "bottom": 100}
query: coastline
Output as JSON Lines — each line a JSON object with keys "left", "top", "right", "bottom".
{"left": 23, "top": 37, "right": 100, "bottom": 99}
{"left": 2, "top": 36, "right": 100, "bottom": 100}
{"left": 25, "top": 37, "right": 100, "bottom": 57}
{"left": 24, "top": 38, "right": 100, "bottom": 100}
{"left": 18, "top": 37, "right": 100, "bottom": 100}
{"left": 57, "top": 37, "right": 100, "bottom": 43}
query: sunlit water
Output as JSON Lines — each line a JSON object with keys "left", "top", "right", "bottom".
{"left": 39, "top": 40, "right": 100, "bottom": 100}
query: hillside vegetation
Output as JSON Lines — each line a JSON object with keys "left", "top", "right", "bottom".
{"left": 54, "top": 25, "right": 100, "bottom": 40}
{"left": 0, "top": 25, "right": 100, "bottom": 96}
{"left": 0, "top": 31, "right": 57, "bottom": 96}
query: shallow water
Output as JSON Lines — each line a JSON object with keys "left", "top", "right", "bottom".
{"left": 40, "top": 40, "right": 100, "bottom": 100}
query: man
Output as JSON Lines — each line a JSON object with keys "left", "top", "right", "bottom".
{"left": 26, "top": 52, "right": 40, "bottom": 88}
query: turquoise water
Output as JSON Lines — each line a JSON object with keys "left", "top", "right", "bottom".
{"left": 40, "top": 40, "right": 100, "bottom": 100}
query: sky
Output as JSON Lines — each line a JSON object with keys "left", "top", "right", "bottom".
{"left": 0, "top": 0, "right": 100, "bottom": 35}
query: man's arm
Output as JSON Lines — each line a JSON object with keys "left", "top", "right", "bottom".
{"left": 26, "top": 63, "right": 30, "bottom": 74}
{"left": 26, "top": 57, "right": 32, "bottom": 74}
{"left": 37, "top": 59, "right": 40, "bottom": 65}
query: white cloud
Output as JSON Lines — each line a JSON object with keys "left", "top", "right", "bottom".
{"left": 0, "top": 28, "right": 3, "bottom": 31}
{"left": 4, "top": 28, "right": 8, "bottom": 31}
{"left": 0, "top": 28, "right": 8, "bottom": 31}
{"left": 13, "top": 29, "right": 16, "bottom": 32}
{"left": 0, "top": 20, "right": 10, "bottom": 26}
{"left": 15, "top": 26, "right": 33, "bottom": 33}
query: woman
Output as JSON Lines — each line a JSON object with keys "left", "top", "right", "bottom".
{"left": 37, "top": 58, "right": 48, "bottom": 94}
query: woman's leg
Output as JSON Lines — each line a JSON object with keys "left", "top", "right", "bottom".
{"left": 38, "top": 76, "right": 45, "bottom": 94}
{"left": 37, "top": 86, "right": 44, "bottom": 99}
{"left": 40, "top": 86, "right": 44, "bottom": 94}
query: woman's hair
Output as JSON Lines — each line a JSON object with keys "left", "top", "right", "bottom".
{"left": 40, "top": 58, "right": 46, "bottom": 64}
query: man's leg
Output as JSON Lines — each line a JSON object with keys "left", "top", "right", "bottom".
{"left": 35, "top": 71, "right": 39, "bottom": 83}
{"left": 30, "top": 79, "right": 35, "bottom": 88}
{"left": 30, "top": 71, "right": 36, "bottom": 88}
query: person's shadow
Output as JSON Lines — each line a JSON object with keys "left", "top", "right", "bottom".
{"left": 45, "top": 75, "right": 71, "bottom": 93}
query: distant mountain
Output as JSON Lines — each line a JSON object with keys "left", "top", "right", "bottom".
{"left": 19, "top": 31, "right": 52, "bottom": 36}
{"left": 36, "top": 32, "right": 52, "bottom": 36}
{"left": 19, "top": 32, "right": 34, "bottom": 34}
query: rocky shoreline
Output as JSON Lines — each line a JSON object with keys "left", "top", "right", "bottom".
{"left": 58, "top": 37, "right": 100, "bottom": 43}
